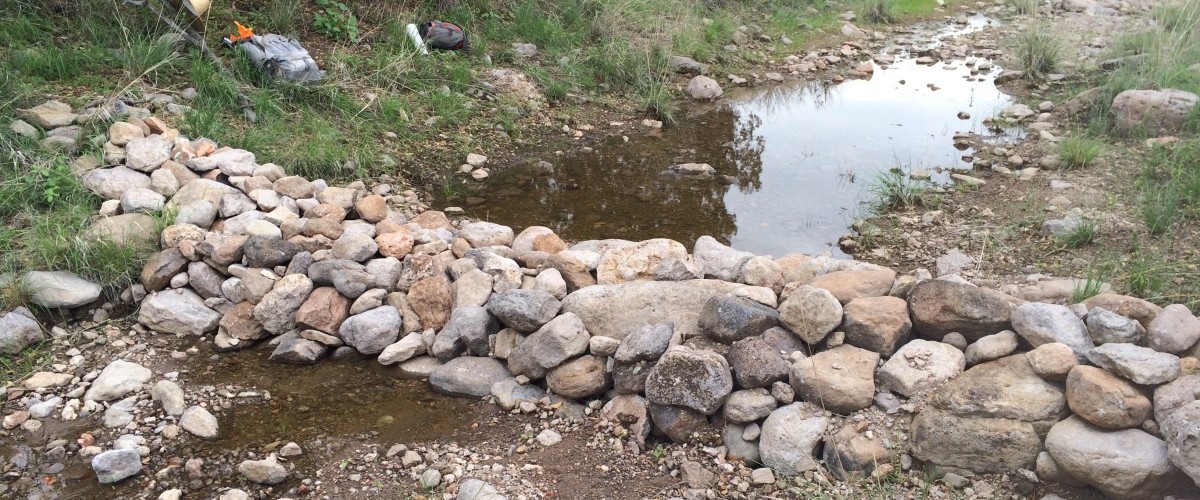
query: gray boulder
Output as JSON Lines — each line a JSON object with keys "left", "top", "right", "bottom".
{"left": 644, "top": 346, "right": 733, "bottom": 415}
{"left": 237, "top": 455, "right": 287, "bottom": 485}
{"left": 0, "top": 308, "right": 43, "bottom": 355}
{"left": 431, "top": 305, "right": 499, "bottom": 360}
{"left": 724, "top": 388, "right": 777, "bottom": 423}
{"left": 907, "top": 280, "right": 1021, "bottom": 342}
{"left": 1089, "top": 343, "right": 1180, "bottom": 386}
{"left": 507, "top": 312, "right": 590, "bottom": 379}
{"left": 728, "top": 337, "right": 789, "bottom": 388}
{"left": 877, "top": 339, "right": 965, "bottom": 398}
{"left": 22, "top": 271, "right": 101, "bottom": 308}
{"left": 339, "top": 306, "right": 401, "bottom": 355}
{"left": 698, "top": 295, "right": 779, "bottom": 344}
{"left": 1086, "top": 307, "right": 1141, "bottom": 345}
{"left": 139, "top": 289, "right": 221, "bottom": 335}
{"left": 487, "top": 289, "right": 561, "bottom": 332}
{"left": 84, "top": 359, "right": 152, "bottom": 402}
{"left": 692, "top": 236, "right": 750, "bottom": 281}
{"left": 1012, "top": 302, "right": 1094, "bottom": 360}
{"left": 83, "top": 167, "right": 152, "bottom": 200}
{"left": 270, "top": 337, "right": 327, "bottom": 364}
{"left": 777, "top": 285, "right": 842, "bottom": 344}
{"left": 430, "top": 357, "right": 511, "bottom": 398}
{"left": 614, "top": 322, "right": 673, "bottom": 364}
{"left": 759, "top": 402, "right": 829, "bottom": 475}
{"left": 92, "top": 449, "right": 142, "bottom": 484}
{"left": 562, "top": 279, "right": 749, "bottom": 340}
{"left": 179, "top": 405, "right": 220, "bottom": 439}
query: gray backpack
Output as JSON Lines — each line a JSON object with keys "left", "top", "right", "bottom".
{"left": 239, "top": 34, "right": 325, "bottom": 83}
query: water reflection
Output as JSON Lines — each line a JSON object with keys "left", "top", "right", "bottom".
{"left": 443, "top": 19, "right": 1014, "bottom": 257}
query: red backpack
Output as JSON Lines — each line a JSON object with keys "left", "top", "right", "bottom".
{"left": 418, "top": 20, "right": 468, "bottom": 51}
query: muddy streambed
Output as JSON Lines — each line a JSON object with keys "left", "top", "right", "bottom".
{"left": 441, "top": 16, "right": 1016, "bottom": 257}
{"left": 52, "top": 344, "right": 480, "bottom": 498}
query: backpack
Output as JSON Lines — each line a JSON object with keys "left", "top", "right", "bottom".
{"left": 239, "top": 34, "right": 325, "bottom": 82}
{"left": 418, "top": 20, "right": 468, "bottom": 51}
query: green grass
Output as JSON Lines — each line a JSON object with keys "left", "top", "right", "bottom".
{"left": 1056, "top": 136, "right": 1104, "bottom": 169}
{"left": 1008, "top": 0, "right": 1038, "bottom": 16}
{"left": 1015, "top": 28, "right": 1062, "bottom": 80}
{"left": 0, "top": 344, "right": 55, "bottom": 388}
{"left": 1071, "top": 266, "right": 1111, "bottom": 303}
{"left": 1060, "top": 220, "right": 1097, "bottom": 248}
{"left": 861, "top": 0, "right": 898, "bottom": 24}
{"left": 1137, "top": 139, "right": 1200, "bottom": 234}
{"left": 867, "top": 171, "right": 942, "bottom": 213}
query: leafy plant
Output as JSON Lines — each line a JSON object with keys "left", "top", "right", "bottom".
{"left": 651, "top": 444, "right": 668, "bottom": 459}
{"left": 313, "top": 0, "right": 360, "bottom": 43}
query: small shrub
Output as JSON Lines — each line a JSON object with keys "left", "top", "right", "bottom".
{"left": 868, "top": 171, "right": 940, "bottom": 213}
{"left": 1060, "top": 220, "right": 1097, "bottom": 248}
{"left": 1057, "top": 137, "right": 1104, "bottom": 169}
{"left": 861, "top": 0, "right": 897, "bottom": 24}
{"left": 1016, "top": 29, "right": 1062, "bottom": 79}
{"left": 313, "top": 0, "right": 360, "bottom": 43}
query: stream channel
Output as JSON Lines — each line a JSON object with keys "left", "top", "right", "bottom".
{"left": 440, "top": 15, "right": 1017, "bottom": 257}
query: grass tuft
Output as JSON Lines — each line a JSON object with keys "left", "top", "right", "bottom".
{"left": 1015, "top": 28, "right": 1063, "bottom": 80}
{"left": 1060, "top": 220, "right": 1097, "bottom": 248}
{"left": 861, "top": 0, "right": 898, "bottom": 24}
{"left": 868, "top": 171, "right": 941, "bottom": 213}
{"left": 1056, "top": 136, "right": 1104, "bottom": 170}
{"left": 1009, "top": 0, "right": 1039, "bottom": 16}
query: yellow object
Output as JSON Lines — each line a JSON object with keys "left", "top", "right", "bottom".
{"left": 180, "top": 0, "right": 209, "bottom": 16}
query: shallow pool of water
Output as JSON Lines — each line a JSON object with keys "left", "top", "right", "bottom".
{"left": 442, "top": 16, "right": 1016, "bottom": 257}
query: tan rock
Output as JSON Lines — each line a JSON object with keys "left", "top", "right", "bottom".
{"left": 841, "top": 296, "right": 911, "bottom": 356}
{"left": 1026, "top": 342, "right": 1078, "bottom": 381}
{"left": 547, "top": 355, "right": 609, "bottom": 399}
{"left": 411, "top": 210, "right": 452, "bottom": 230}
{"left": 532, "top": 233, "right": 568, "bottom": 254}
{"left": 408, "top": 276, "right": 453, "bottom": 331}
{"left": 548, "top": 253, "right": 595, "bottom": 292}
{"left": 596, "top": 238, "right": 689, "bottom": 285}
{"left": 808, "top": 268, "right": 896, "bottom": 304}
{"left": 354, "top": 194, "right": 387, "bottom": 223}
{"left": 1067, "top": 365, "right": 1151, "bottom": 430}
{"left": 294, "top": 287, "right": 351, "bottom": 334}
{"left": 219, "top": 302, "right": 266, "bottom": 341}
{"left": 1084, "top": 294, "right": 1162, "bottom": 329}
{"left": 375, "top": 230, "right": 414, "bottom": 259}
{"left": 789, "top": 345, "right": 878, "bottom": 414}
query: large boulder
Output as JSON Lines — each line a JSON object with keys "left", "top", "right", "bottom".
{"left": 1067, "top": 365, "right": 1151, "bottom": 430}
{"left": 595, "top": 238, "right": 690, "bottom": 284}
{"left": 430, "top": 357, "right": 511, "bottom": 398}
{"left": 877, "top": 339, "right": 964, "bottom": 398}
{"left": 777, "top": 285, "right": 842, "bottom": 344}
{"left": 650, "top": 403, "right": 711, "bottom": 443}
{"left": 693, "top": 236, "right": 752, "bottom": 281}
{"left": 841, "top": 296, "right": 911, "bottom": 356}
{"left": 1046, "top": 416, "right": 1194, "bottom": 499}
{"left": 686, "top": 76, "right": 723, "bottom": 100}
{"left": 644, "top": 346, "right": 733, "bottom": 415}
{"left": 139, "top": 289, "right": 221, "bottom": 336}
{"left": 1012, "top": 302, "right": 1094, "bottom": 360}
{"left": 1111, "top": 89, "right": 1199, "bottom": 135}
{"left": 698, "top": 295, "right": 779, "bottom": 344}
{"left": 507, "top": 312, "right": 590, "bottom": 379}
{"left": 759, "top": 402, "right": 829, "bottom": 475}
{"left": 614, "top": 322, "right": 673, "bottom": 364}
{"left": 911, "top": 408, "right": 1042, "bottom": 474}
{"left": 82, "top": 213, "right": 158, "bottom": 247}
{"left": 91, "top": 449, "right": 142, "bottom": 484}
{"left": 789, "top": 345, "right": 878, "bottom": 414}
{"left": 459, "top": 222, "right": 514, "bottom": 247}
{"left": 22, "top": 271, "right": 101, "bottom": 308}
{"left": 562, "top": 280, "right": 751, "bottom": 341}
{"left": 140, "top": 248, "right": 189, "bottom": 293}
{"left": 907, "top": 280, "right": 1022, "bottom": 342}
{"left": 338, "top": 306, "right": 401, "bottom": 355}
{"left": 486, "top": 289, "right": 561, "bottom": 332}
